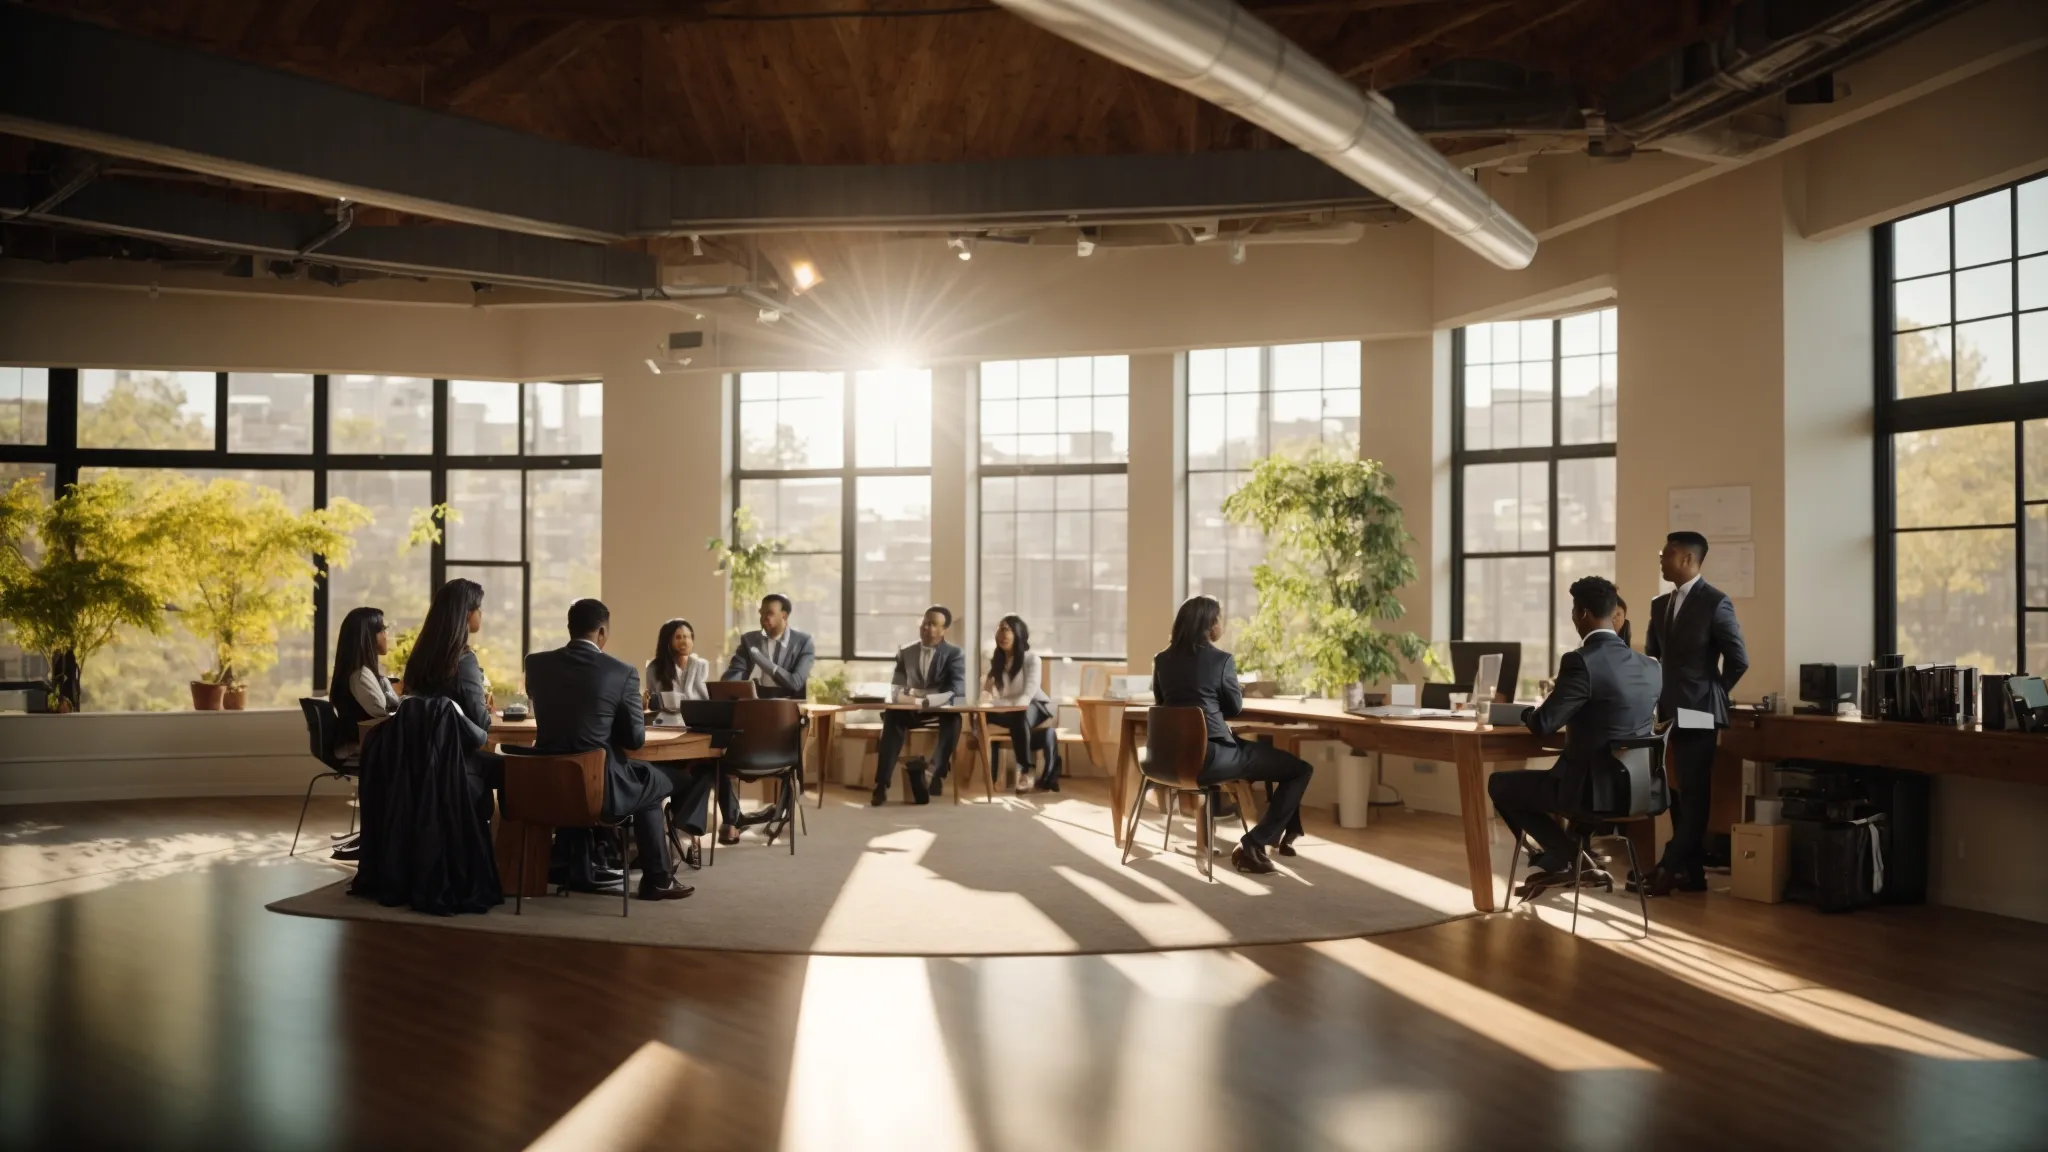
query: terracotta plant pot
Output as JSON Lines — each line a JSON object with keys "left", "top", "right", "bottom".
{"left": 222, "top": 685, "right": 248, "bottom": 711}
{"left": 190, "top": 680, "right": 226, "bottom": 710}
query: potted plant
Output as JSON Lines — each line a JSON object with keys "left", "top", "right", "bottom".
{"left": 707, "top": 507, "right": 784, "bottom": 655}
{"left": 0, "top": 474, "right": 182, "bottom": 713}
{"left": 160, "top": 478, "right": 369, "bottom": 710}
{"left": 1223, "top": 448, "right": 1440, "bottom": 695}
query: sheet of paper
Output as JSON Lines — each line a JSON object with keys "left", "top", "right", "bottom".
{"left": 1668, "top": 485, "right": 1752, "bottom": 540}
{"left": 1706, "top": 540, "right": 1756, "bottom": 599}
{"left": 1675, "top": 707, "right": 1716, "bottom": 729}
{"left": 1390, "top": 683, "right": 1419, "bottom": 707}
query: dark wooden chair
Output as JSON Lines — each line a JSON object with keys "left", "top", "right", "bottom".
{"left": 1121, "top": 706, "right": 1256, "bottom": 881}
{"left": 710, "top": 698, "right": 808, "bottom": 863}
{"left": 708, "top": 679, "right": 760, "bottom": 701}
{"left": 293, "top": 697, "right": 358, "bottom": 857}
{"left": 499, "top": 748, "right": 631, "bottom": 917}
{"left": 1504, "top": 724, "right": 1671, "bottom": 937}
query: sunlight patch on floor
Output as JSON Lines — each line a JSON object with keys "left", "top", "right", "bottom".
{"left": 807, "top": 825, "right": 1081, "bottom": 953}
{"left": 1522, "top": 903, "right": 2038, "bottom": 1061}
{"left": 780, "top": 956, "right": 976, "bottom": 1152}
{"left": 524, "top": 1041, "right": 704, "bottom": 1152}
{"left": 0, "top": 826, "right": 305, "bottom": 912}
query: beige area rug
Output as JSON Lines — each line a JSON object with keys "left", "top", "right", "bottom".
{"left": 267, "top": 791, "right": 1480, "bottom": 956}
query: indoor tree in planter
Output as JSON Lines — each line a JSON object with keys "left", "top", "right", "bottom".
{"left": 162, "top": 478, "right": 370, "bottom": 709}
{"left": 707, "top": 506, "right": 784, "bottom": 656}
{"left": 1222, "top": 449, "right": 1441, "bottom": 697}
{"left": 0, "top": 473, "right": 184, "bottom": 712}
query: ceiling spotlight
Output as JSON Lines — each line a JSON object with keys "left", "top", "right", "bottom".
{"left": 948, "top": 236, "right": 974, "bottom": 261}
{"left": 1076, "top": 232, "right": 1097, "bottom": 258}
{"left": 1228, "top": 238, "right": 1246, "bottom": 266}
{"left": 790, "top": 260, "right": 821, "bottom": 293}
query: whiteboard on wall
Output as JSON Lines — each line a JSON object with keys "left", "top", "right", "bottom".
{"left": 1668, "top": 485, "right": 1752, "bottom": 541}
{"left": 1704, "top": 540, "right": 1756, "bottom": 599}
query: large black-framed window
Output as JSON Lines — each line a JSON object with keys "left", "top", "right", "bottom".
{"left": 977, "top": 355, "right": 1130, "bottom": 665}
{"left": 731, "top": 368, "right": 933, "bottom": 662}
{"left": 1451, "top": 306, "right": 1619, "bottom": 697}
{"left": 0, "top": 369, "right": 601, "bottom": 711}
{"left": 1877, "top": 171, "right": 2048, "bottom": 674}
{"left": 1184, "top": 341, "right": 1362, "bottom": 632}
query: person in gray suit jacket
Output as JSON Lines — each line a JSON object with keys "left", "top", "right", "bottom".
{"left": 523, "top": 599, "right": 709, "bottom": 900}
{"left": 1490, "top": 576, "right": 1662, "bottom": 897}
{"left": 872, "top": 605, "right": 967, "bottom": 805}
{"left": 1643, "top": 531, "right": 1749, "bottom": 895}
{"left": 721, "top": 593, "right": 816, "bottom": 699}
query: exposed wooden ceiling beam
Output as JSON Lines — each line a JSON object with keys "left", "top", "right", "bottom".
{"left": 427, "top": 19, "right": 617, "bottom": 108}
{"left": 1337, "top": 0, "right": 1520, "bottom": 82}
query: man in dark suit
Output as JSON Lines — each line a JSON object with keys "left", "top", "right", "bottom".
{"left": 871, "top": 605, "right": 967, "bottom": 805}
{"left": 1643, "top": 530, "right": 1749, "bottom": 896}
{"left": 721, "top": 592, "right": 816, "bottom": 698}
{"left": 524, "top": 599, "right": 707, "bottom": 901}
{"left": 1490, "top": 575, "right": 1662, "bottom": 897}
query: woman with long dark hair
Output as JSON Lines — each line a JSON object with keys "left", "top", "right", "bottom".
{"left": 983, "top": 613, "right": 1060, "bottom": 793}
{"left": 1151, "top": 594, "right": 1312, "bottom": 875}
{"left": 645, "top": 618, "right": 710, "bottom": 725}
{"left": 330, "top": 606, "right": 399, "bottom": 738}
{"left": 403, "top": 578, "right": 500, "bottom": 779}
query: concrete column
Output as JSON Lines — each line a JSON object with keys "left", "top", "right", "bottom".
{"left": 602, "top": 363, "right": 729, "bottom": 667}
{"left": 1125, "top": 351, "right": 1185, "bottom": 668}
{"left": 1357, "top": 334, "right": 1448, "bottom": 687}
{"left": 929, "top": 364, "right": 976, "bottom": 677}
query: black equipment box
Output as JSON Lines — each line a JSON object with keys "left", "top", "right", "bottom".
{"left": 1775, "top": 761, "right": 1930, "bottom": 906}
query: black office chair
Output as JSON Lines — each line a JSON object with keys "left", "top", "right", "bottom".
{"left": 293, "top": 697, "right": 359, "bottom": 857}
{"left": 1504, "top": 724, "right": 1671, "bottom": 937}
{"left": 709, "top": 698, "right": 809, "bottom": 863}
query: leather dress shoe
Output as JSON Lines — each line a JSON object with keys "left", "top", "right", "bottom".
{"left": 637, "top": 876, "right": 694, "bottom": 901}
{"left": 550, "top": 866, "right": 624, "bottom": 887}
{"left": 1275, "top": 830, "right": 1302, "bottom": 858}
{"left": 1231, "top": 841, "right": 1277, "bottom": 875}
{"left": 929, "top": 773, "right": 945, "bottom": 798}
{"left": 1632, "top": 867, "right": 1707, "bottom": 897}
{"left": 718, "top": 825, "right": 743, "bottom": 846}
{"left": 871, "top": 786, "right": 888, "bottom": 807}
{"left": 330, "top": 841, "right": 361, "bottom": 862}
{"left": 563, "top": 876, "right": 626, "bottom": 896}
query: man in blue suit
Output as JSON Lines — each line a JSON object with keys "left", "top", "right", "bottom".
{"left": 721, "top": 592, "right": 816, "bottom": 698}
{"left": 872, "top": 605, "right": 967, "bottom": 805}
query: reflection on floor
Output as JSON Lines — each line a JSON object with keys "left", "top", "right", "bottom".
{"left": 2, "top": 790, "right": 2045, "bottom": 1151}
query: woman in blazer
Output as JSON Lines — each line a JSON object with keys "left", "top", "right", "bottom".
{"left": 400, "top": 578, "right": 503, "bottom": 808}
{"left": 1151, "top": 595, "right": 1311, "bottom": 875}
{"left": 645, "top": 618, "right": 710, "bottom": 725}
{"left": 983, "top": 614, "right": 1060, "bottom": 793}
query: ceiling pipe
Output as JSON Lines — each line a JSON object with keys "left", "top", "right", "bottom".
{"left": 989, "top": 0, "right": 1537, "bottom": 270}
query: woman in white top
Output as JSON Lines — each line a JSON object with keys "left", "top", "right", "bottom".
{"left": 645, "top": 618, "right": 711, "bottom": 725}
{"left": 983, "top": 613, "right": 1060, "bottom": 793}
{"left": 329, "top": 606, "right": 399, "bottom": 749}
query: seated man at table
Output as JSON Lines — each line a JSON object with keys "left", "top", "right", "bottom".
{"left": 721, "top": 592, "right": 816, "bottom": 699}
{"left": 1488, "top": 575, "right": 1661, "bottom": 898}
{"left": 871, "top": 605, "right": 967, "bottom": 806}
{"left": 524, "top": 598, "right": 711, "bottom": 899}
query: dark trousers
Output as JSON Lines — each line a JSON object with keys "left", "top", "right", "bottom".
{"left": 563, "top": 760, "right": 710, "bottom": 885}
{"left": 993, "top": 700, "right": 1060, "bottom": 784}
{"left": 660, "top": 762, "right": 717, "bottom": 838}
{"left": 1198, "top": 738, "right": 1311, "bottom": 848}
{"left": 1488, "top": 768, "right": 1574, "bottom": 870}
{"left": 875, "top": 710, "right": 961, "bottom": 789}
{"left": 1659, "top": 727, "right": 1718, "bottom": 877}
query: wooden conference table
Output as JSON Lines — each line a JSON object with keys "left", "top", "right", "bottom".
{"left": 1096, "top": 696, "right": 1559, "bottom": 913}
{"left": 806, "top": 701, "right": 1031, "bottom": 806}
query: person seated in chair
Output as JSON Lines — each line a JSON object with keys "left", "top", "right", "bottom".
{"left": 1152, "top": 595, "right": 1312, "bottom": 875}
{"left": 871, "top": 605, "right": 967, "bottom": 805}
{"left": 1489, "top": 575, "right": 1661, "bottom": 899}
{"left": 717, "top": 593, "right": 815, "bottom": 841}
{"left": 401, "top": 579, "right": 505, "bottom": 817}
{"left": 524, "top": 599, "right": 711, "bottom": 899}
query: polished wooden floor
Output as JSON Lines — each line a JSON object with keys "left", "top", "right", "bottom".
{"left": 3, "top": 787, "right": 2045, "bottom": 1152}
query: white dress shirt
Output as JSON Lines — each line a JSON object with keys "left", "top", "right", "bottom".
{"left": 751, "top": 631, "right": 784, "bottom": 687}
{"left": 916, "top": 644, "right": 935, "bottom": 688}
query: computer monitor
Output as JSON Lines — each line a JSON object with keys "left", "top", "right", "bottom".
{"left": 1450, "top": 641, "right": 1522, "bottom": 702}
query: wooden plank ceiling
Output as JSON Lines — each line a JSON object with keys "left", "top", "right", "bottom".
{"left": 23, "top": 0, "right": 1731, "bottom": 166}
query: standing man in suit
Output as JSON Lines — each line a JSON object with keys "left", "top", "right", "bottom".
{"left": 524, "top": 599, "right": 707, "bottom": 900}
{"left": 722, "top": 592, "right": 816, "bottom": 699}
{"left": 1643, "top": 531, "right": 1749, "bottom": 896}
{"left": 1490, "top": 576, "right": 1662, "bottom": 898}
{"left": 871, "top": 605, "right": 967, "bottom": 805}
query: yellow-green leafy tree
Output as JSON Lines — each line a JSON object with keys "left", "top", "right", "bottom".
{"left": 0, "top": 475, "right": 184, "bottom": 711}
{"left": 160, "top": 479, "right": 371, "bottom": 691}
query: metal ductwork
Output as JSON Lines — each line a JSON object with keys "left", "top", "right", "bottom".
{"left": 990, "top": 0, "right": 1538, "bottom": 270}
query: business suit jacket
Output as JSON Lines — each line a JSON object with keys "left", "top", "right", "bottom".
{"left": 1521, "top": 631, "right": 1662, "bottom": 814}
{"left": 890, "top": 641, "right": 966, "bottom": 700}
{"left": 1646, "top": 579, "right": 1748, "bottom": 726}
{"left": 1151, "top": 643, "right": 1243, "bottom": 743}
{"left": 524, "top": 640, "right": 663, "bottom": 820}
{"left": 721, "top": 628, "right": 816, "bottom": 698}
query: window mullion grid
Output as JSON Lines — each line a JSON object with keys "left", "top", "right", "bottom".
{"left": 842, "top": 377, "right": 857, "bottom": 662}
{"left": 1450, "top": 327, "right": 1466, "bottom": 640}
{"left": 311, "top": 374, "right": 330, "bottom": 691}
{"left": 2018, "top": 419, "right": 2028, "bottom": 674}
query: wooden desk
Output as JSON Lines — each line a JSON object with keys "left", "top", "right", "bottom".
{"left": 484, "top": 720, "right": 719, "bottom": 763}
{"left": 1722, "top": 712, "right": 2048, "bottom": 785}
{"left": 806, "top": 702, "right": 1005, "bottom": 806}
{"left": 1107, "top": 698, "right": 1556, "bottom": 913}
